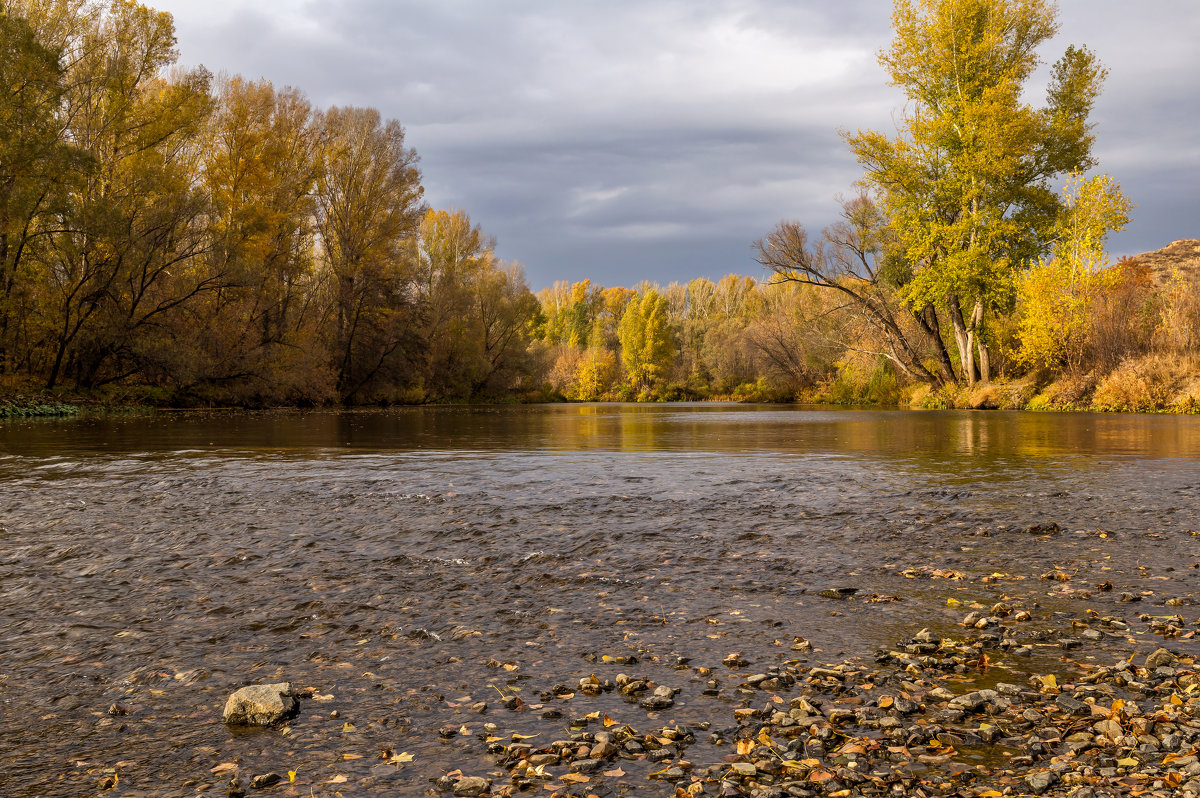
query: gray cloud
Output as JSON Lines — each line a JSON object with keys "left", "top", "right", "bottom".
{"left": 157, "top": 0, "right": 1200, "bottom": 288}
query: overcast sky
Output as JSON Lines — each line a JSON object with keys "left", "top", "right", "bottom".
{"left": 151, "top": 1, "right": 1200, "bottom": 290}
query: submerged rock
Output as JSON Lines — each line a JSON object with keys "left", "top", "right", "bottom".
{"left": 452, "top": 775, "right": 491, "bottom": 796}
{"left": 222, "top": 683, "right": 298, "bottom": 726}
{"left": 249, "top": 773, "right": 282, "bottom": 789}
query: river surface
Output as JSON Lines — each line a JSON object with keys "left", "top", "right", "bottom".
{"left": 1, "top": 405, "right": 1198, "bottom": 796}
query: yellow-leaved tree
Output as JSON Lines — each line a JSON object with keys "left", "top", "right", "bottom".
{"left": 1016, "top": 172, "right": 1131, "bottom": 372}
{"left": 845, "top": 0, "right": 1111, "bottom": 385}
{"left": 617, "top": 289, "right": 673, "bottom": 394}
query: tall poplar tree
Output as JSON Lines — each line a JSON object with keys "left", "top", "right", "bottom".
{"left": 845, "top": 0, "right": 1108, "bottom": 384}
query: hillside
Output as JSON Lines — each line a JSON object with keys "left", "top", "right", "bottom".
{"left": 1136, "top": 238, "right": 1200, "bottom": 283}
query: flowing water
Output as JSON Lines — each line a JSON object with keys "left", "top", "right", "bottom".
{"left": 1, "top": 405, "right": 1199, "bottom": 796}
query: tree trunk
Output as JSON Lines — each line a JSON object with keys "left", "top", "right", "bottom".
{"left": 914, "top": 303, "right": 957, "bottom": 385}
{"left": 947, "top": 293, "right": 975, "bottom": 386}
{"left": 970, "top": 298, "right": 988, "bottom": 384}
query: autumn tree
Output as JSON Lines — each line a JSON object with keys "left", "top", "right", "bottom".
{"left": 416, "top": 208, "right": 539, "bottom": 399}
{"left": 1015, "top": 172, "right": 1132, "bottom": 372}
{"left": 845, "top": 0, "right": 1109, "bottom": 384}
{"left": 0, "top": 9, "right": 75, "bottom": 375}
{"left": 35, "top": 0, "right": 218, "bottom": 389}
{"left": 618, "top": 288, "right": 673, "bottom": 393}
{"left": 757, "top": 194, "right": 954, "bottom": 386}
{"left": 186, "top": 75, "right": 330, "bottom": 402}
{"left": 315, "top": 105, "right": 423, "bottom": 401}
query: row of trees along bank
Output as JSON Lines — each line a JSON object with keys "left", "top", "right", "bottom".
{"left": 0, "top": 1, "right": 537, "bottom": 404}
{"left": 2, "top": 0, "right": 1198, "bottom": 408}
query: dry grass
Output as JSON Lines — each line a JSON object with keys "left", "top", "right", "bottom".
{"left": 1092, "top": 353, "right": 1200, "bottom": 412}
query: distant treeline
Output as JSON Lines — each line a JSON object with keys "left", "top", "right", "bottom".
{"left": 2, "top": 1, "right": 1198, "bottom": 411}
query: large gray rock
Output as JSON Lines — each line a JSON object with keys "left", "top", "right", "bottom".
{"left": 222, "top": 683, "right": 298, "bottom": 726}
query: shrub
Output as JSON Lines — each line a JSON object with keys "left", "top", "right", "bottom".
{"left": 1092, "top": 354, "right": 1196, "bottom": 412}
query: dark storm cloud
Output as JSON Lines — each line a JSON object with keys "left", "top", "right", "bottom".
{"left": 157, "top": 0, "right": 1200, "bottom": 288}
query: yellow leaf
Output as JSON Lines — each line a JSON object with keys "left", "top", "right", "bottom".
{"left": 561, "top": 773, "right": 591, "bottom": 784}
{"left": 602, "top": 768, "right": 626, "bottom": 777}
{"left": 288, "top": 771, "right": 296, "bottom": 784}
{"left": 512, "top": 733, "right": 540, "bottom": 740}
{"left": 327, "top": 775, "right": 347, "bottom": 784}
{"left": 736, "top": 739, "right": 755, "bottom": 756}
{"left": 602, "top": 714, "right": 617, "bottom": 728}
{"left": 388, "top": 752, "right": 414, "bottom": 764}
{"left": 343, "top": 754, "right": 362, "bottom": 760}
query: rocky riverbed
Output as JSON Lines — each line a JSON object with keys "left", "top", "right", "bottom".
{"left": 2, "top": 408, "right": 1199, "bottom": 796}
{"left": 200, "top": 587, "right": 1200, "bottom": 798}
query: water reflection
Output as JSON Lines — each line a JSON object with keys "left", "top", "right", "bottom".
{"left": 3, "top": 405, "right": 1200, "bottom": 462}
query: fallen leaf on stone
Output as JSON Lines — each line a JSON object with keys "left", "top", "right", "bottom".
{"left": 736, "top": 739, "right": 754, "bottom": 756}
{"left": 560, "top": 773, "right": 590, "bottom": 784}
{"left": 1163, "top": 750, "right": 1198, "bottom": 764}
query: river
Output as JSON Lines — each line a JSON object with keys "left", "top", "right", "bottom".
{"left": 1, "top": 405, "right": 1198, "bottom": 796}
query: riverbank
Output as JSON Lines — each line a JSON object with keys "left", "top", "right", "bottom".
{"left": 900, "top": 355, "right": 1200, "bottom": 415}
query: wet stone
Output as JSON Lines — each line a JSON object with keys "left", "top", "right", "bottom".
{"left": 1055, "top": 693, "right": 1089, "bottom": 715}
{"left": 222, "top": 683, "right": 298, "bottom": 726}
{"left": 1146, "top": 648, "right": 1178, "bottom": 669}
{"left": 249, "top": 773, "right": 282, "bottom": 790}
{"left": 569, "top": 758, "right": 603, "bottom": 773}
{"left": 1026, "top": 770, "right": 1059, "bottom": 794}
{"left": 452, "top": 776, "right": 491, "bottom": 797}
{"left": 640, "top": 694, "right": 674, "bottom": 710}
